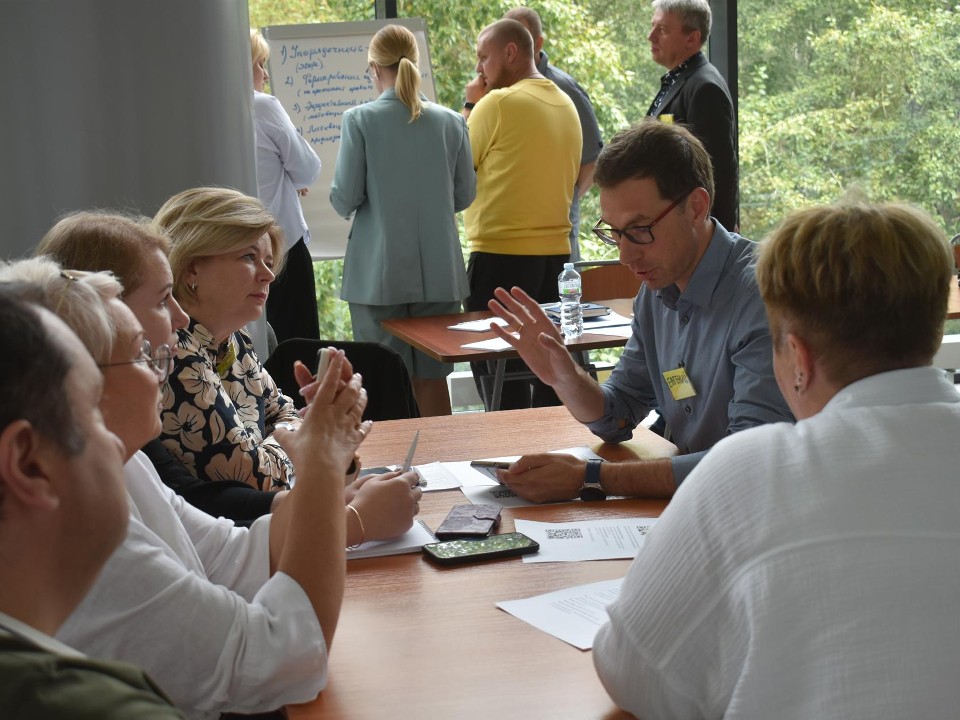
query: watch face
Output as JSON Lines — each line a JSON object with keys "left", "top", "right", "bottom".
{"left": 580, "top": 484, "right": 607, "bottom": 502}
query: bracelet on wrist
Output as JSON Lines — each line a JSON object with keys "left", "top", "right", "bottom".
{"left": 463, "top": 101, "right": 475, "bottom": 110}
{"left": 346, "top": 504, "right": 365, "bottom": 549}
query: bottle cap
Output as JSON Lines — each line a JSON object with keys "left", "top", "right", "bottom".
{"left": 563, "top": 262, "right": 574, "bottom": 269}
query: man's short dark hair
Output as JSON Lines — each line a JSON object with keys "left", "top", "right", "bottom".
{"left": 594, "top": 119, "right": 715, "bottom": 207}
{"left": 0, "top": 285, "right": 84, "bottom": 457}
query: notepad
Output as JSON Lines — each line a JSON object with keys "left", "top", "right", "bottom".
{"left": 346, "top": 520, "right": 437, "bottom": 560}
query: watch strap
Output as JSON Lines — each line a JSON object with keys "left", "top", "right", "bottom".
{"left": 580, "top": 458, "right": 607, "bottom": 501}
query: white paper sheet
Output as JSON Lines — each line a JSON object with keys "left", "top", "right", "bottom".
{"left": 346, "top": 519, "right": 436, "bottom": 560}
{"left": 583, "top": 324, "right": 634, "bottom": 339}
{"left": 447, "top": 317, "right": 509, "bottom": 332}
{"left": 461, "top": 483, "right": 535, "bottom": 507}
{"left": 460, "top": 336, "right": 514, "bottom": 351}
{"left": 515, "top": 517, "right": 658, "bottom": 563}
{"left": 412, "top": 462, "right": 462, "bottom": 492}
{"left": 581, "top": 311, "right": 633, "bottom": 329}
{"left": 496, "top": 578, "right": 624, "bottom": 650}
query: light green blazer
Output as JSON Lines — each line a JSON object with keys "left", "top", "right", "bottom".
{"left": 331, "top": 88, "right": 476, "bottom": 305}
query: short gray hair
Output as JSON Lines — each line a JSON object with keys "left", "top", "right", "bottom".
{"left": 0, "top": 257, "right": 121, "bottom": 364}
{"left": 652, "top": 0, "right": 711, "bottom": 43}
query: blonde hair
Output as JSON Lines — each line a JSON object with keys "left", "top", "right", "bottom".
{"left": 0, "top": 256, "right": 121, "bottom": 364}
{"left": 250, "top": 29, "right": 269, "bottom": 66}
{"left": 36, "top": 211, "right": 170, "bottom": 296}
{"left": 369, "top": 25, "right": 422, "bottom": 122}
{"left": 152, "top": 187, "right": 285, "bottom": 304}
{"left": 757, "top": 202, "right": 952, "bottom": 386}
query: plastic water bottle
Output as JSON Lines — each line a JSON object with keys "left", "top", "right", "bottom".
{"left": 558, "top": 262, "right": 583, "bottom": 340}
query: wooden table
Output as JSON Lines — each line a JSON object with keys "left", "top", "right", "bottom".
{"left": 288, "top": 407, "right": 676, "bottom": 720}
{"left": 381, "top": 299, "right": 634, "bottom": 411}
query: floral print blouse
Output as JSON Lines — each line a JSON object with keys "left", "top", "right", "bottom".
{"left": 160, "top": 320, "right": 299, "bottom": 490}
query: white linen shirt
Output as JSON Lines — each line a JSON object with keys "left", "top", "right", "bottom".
{"left": 594, "top": 367, "right": 960, "bottom": 720}
{"left": 58, "top": 451, "right": 326, "bottom": 720}
{"left": 254, "top": 91, "right": 321, "bottom": 252}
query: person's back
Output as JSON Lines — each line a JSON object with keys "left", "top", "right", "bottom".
{"left": 334, "top": 94, "right": 473, "bottom": 304}
{"left": 465, "top": 78, "right": 580, "bottom": 255}
{"left": 612, "top": 370, "right": 960, "bottom": 718}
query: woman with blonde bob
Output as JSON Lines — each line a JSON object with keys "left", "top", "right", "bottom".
{"left": 594, "top": 202, "right": 960, "bottom": 719}
{"left": 155, "top": 186, "right": 420, "bottom": 547}
{"left": 37, "top": 210, "right": 286, "bottom": 525}
{"left": 330, "top": 24, "right": 476, "bottom": 416}
{"left": 154, "top": 187, "right": 296, "bottom": 491}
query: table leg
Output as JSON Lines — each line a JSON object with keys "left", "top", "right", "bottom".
{"left": 491, "top": 359, "right": 506, "bottom": 411}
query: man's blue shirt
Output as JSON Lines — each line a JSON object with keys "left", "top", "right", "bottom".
{"left": 586, "top": 222, "right": 794, "bottom": 484}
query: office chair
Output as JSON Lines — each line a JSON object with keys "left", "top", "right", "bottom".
{"left": 573, "top": 259, "right": 642, "bottom": 301}
{"left": 263, "top": 338, "right": 420, "bottom": 421}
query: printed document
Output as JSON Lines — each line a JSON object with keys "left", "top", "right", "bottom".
{"left": 496, "top": 578, "right": 623, "bottom": 650}
{"left": 515, "top": 517, "right": 658, "bottom": 563}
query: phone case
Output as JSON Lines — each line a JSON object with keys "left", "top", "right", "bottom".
{"left": 434, "top": 504, "right": 501, "bottom": 540}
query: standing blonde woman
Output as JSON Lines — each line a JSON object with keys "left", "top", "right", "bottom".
{"left": 331, "top": 24, "right": 476, "bottom": 416}
{"left": 251, "top": 29, "right": 323, "bottom": 344}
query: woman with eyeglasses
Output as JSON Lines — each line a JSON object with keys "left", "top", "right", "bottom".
{"left": 0, "top": 256, "right": 364, "bottom": 717}
{"left": 330, "top": 24, "right": 476, "bottom": 416}
{"left": 37, "top": 211, "right": 285, "bottom": 525}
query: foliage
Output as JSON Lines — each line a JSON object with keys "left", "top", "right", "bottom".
{"left": 251, "top": 0, "right": 960, "bottom": 342}
{"left": 738, "top": 0, "right": 960, "bottom": 239}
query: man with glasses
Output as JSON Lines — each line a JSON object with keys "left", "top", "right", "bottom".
{"left": 489, "top": 120, "right": 791, "bottom": 501}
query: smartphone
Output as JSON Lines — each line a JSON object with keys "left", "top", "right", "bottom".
{"left": 315, "top": 347, "right": 333, "bottom": 379}
{"left": 422, "top": 532, "right": 539, "bottom": 566}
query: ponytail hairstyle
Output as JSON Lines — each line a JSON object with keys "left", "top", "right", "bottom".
{"left": 369, "top": 24, "right": 422, "bottom": 122}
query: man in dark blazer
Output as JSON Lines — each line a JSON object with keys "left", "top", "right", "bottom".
{"left": 646, "top": 0, "right": 738, "bottom": 230}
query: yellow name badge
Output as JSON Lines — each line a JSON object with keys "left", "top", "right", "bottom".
{"left": 663, "top": 366, "right": 697, "bottom": 401}
{"left": 659, "top": 114, "right": 674, "bottom": 124}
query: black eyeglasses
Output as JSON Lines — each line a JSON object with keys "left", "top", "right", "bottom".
{"left": 99, "top": 339, "right": 173, "bottom": 383}
{"left": 593, "top": 190, "right": 693, "bottom": 246}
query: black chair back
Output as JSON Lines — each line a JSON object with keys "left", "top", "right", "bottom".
{"left": 264, "top": 338, "right": 420, "bottom": 421}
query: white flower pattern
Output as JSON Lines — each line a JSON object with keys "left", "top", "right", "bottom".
{"left": 159, "top": 319, "right": 297, "bottom": 490}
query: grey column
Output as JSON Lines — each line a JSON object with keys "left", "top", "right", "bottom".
{"left": 0, "top": 0, "right": 269, "bottom": 354}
